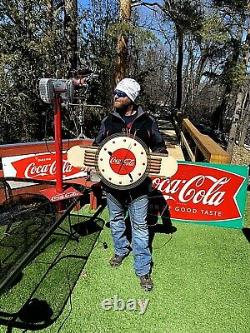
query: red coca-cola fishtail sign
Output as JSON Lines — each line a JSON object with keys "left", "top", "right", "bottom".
{"left": 152, "top": 162, "right": 248, "bottom": 228}
{"left": 5, "top": 152, "right": 84, "bottom": 181}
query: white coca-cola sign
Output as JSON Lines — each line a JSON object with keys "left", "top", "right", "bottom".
{"left": 2, "top": 152, "right": 87, "bottom": 184}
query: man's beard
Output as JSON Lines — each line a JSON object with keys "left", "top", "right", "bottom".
{"left": 115, "top": 101, "right": 133, "bottom": 113}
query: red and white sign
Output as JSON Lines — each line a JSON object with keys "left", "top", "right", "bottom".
{"left": 2, "top": 152, "right": 87, "bottom": 182}
{"left": 40, "top": 186, "right": 83, "bottom": 202}
{"left": 152, "top": 163, "right": 245, "bottom": 222}
{"left": 97, "top": 134, "right": 148, "bottom": 189}
{"left": 109, "top": 148, "right": 136, "bottom": 175}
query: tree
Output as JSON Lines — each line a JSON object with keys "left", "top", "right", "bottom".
{"left": 227, "top": 23, "right": 250, "bottom": 155}
{"left": 64, "top": 0, "right": 78, "bottom": 76}
{"left": 115, "top": 0, "right": 132, "bottom": 83}
{"left": 131, "top": 0, "right": 203, "bottom": 112}
{"left": 208, "top": 1, "right": 248, "bottom": 135}
{"left": 0, "top": 0, "right": 74, "bottom": 142}
{"left": 78, "top": 0, "right": 118, "bottom": 107}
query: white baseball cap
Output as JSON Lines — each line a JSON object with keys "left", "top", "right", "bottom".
{"left": 115, "top": 78, "right": 141, "bottom": 102}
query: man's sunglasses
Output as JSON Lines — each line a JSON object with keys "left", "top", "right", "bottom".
{"left": 113, "top": 90, "right": 127, "bottom": 98}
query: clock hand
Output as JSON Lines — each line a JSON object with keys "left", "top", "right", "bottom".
{"left": 117, "top": 141, "right": 135, "bottom": 174}
{"left": 117, "top": 158, "right": 125, "bottom": 173}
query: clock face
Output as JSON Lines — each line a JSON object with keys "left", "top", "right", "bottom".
{"left": 96, "top": 133, "right": 149, "bottom": 190}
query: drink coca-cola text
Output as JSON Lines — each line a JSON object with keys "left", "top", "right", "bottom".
{"left": 11, "top": 152, "right": 86, "bottom": 181}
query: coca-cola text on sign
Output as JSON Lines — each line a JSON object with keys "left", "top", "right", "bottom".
{"left": 109, "top": 148, "right": 136, "bottom": 175}
{"left": 3, "top": 152, "right": 86, "bottom": 181}
{"left": 152, "top": 162, "right": 248, "bottom": 227}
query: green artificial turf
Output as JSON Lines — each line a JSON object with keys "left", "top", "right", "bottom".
{"left": 0, "top": 212, "right": 104, "bottom": 330}
{"left": 0, "top": 194, "right": 249, "bottom": 333}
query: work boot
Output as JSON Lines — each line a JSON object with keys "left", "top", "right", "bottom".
{"left": 109, "top": 254, "right": 126, "bottom": 267}
{"left": 139, "top": 274, "right": 153, "bottom": 291}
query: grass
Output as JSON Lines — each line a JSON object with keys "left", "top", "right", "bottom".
{"left": 0, "top": 194, "right": 249, "bottom": 333}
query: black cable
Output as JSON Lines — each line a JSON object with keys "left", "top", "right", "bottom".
{"left": 153, "top": 233, "right": 173, "bottom": 250}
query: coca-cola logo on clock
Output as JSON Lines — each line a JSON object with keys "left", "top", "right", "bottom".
{"left": 97, "top": 134, "right": 148, "bottom": 189}
{"left": 152, "top": 163, "right": 245, "bottom": 222}
{"left": 109, "top": 148, "right": 136, "bottom": 175}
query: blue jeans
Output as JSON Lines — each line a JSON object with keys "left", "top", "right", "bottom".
{"left": 106, "top": 193, "right": 151, "bottom": 276}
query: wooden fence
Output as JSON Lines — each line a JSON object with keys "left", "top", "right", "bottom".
{"left": 180, "top": 118, "right": 230, "bottom": 164}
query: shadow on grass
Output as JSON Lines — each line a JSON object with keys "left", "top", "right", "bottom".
{"left": 0, "top": 214, "right": 104, "bottom": 332}
{"left": 242, "top": 228, "right": 250, "bottom": 243}
{"left": 147, "top": 188, "right": 177, "bottom": 245}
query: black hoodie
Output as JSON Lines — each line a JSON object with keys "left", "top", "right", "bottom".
{"left": 94, "top": 106, "right": 167, "bottom": 202}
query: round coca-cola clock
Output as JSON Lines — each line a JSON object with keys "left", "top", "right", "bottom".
{"left": 96, "top": 133, "right": 149, "bottom": 190}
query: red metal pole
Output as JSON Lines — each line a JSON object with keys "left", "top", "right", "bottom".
{"left": 54, "top": 94, "right": 63, "bottom": 193}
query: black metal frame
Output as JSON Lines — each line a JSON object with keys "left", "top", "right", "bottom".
{"left": 0, "top": 176, "right": 106, "bottom": 331}
{"left": 0, "top": 197, "right": 80, "bottom": 293}
{"left": 0, "top": 200, "right": 107, "bottom": 331}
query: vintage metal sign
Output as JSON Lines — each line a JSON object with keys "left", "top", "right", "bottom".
{"left": 2, "top": 152, "right": 87, "bottom": 182}
{"left": 2, "top": 150, "right": 248, "bottom": 228}
{"left": 152, "top": 161, "right": 248, "bottom": 228}
{"left": 67, "top": 133, "right": 178, "bottom": 190}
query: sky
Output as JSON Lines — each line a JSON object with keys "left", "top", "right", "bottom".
{"left": 78, "top": 0, "right": 90, "bottom": 8}
{"left": 77, "top": 0, "right": 163, "bottom": 30}
{"left": 78, "top": 0, "right": 164, "bottom": 10}
{"left": 77, "top": 0, "right": 166, "bottom": 44}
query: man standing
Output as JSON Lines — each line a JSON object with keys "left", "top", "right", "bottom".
{"left": 95, "top": 78, "right": 167, "bottom": 291}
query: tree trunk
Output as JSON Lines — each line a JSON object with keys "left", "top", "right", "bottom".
{"left": 175, "top": 26, "right": 184, "bottom": 112}
{"left": 115, "top": 0, "right": 131, "bottom": 84}
{"left": 213, "top": 24, "right": 244, "bottom": 131}
{"left": 226, "top": 25, "right": 250, "bottom": 154}
{"left": 238, "top": 93, "right": 250, "bottom": 146}
{"left": 47, "top": 0, "right": 54, "bottom": 29}
{"left": 237, "top": 27, "right": 250, "bottom": 147}
{"left": 23, "top": 1, "right": 33, "bottom": 40}
{"left": 182, "top": 37, "right": 193, "bottom": 109}
{"left": 193, "top": 52, "right": 208, "bottom": 99}
{"left": 211, "top": 85, "right": 231, "bottom": 131}
{"left": 227, "top": 89, "right": 245, "bottom": 157}
{"left": 64, "top": 0, "right": 78, "bottom": 77}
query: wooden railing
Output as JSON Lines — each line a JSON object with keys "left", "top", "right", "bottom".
{"left": 180, "top": 118, "right": 230, "bottom": 164}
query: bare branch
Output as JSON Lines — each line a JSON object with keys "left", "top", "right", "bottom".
{"left": 131, "top": 1, "right": 164, "bottom": 11}
{"left": 131, "top": 1, "right": 142, "bottom": 7}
